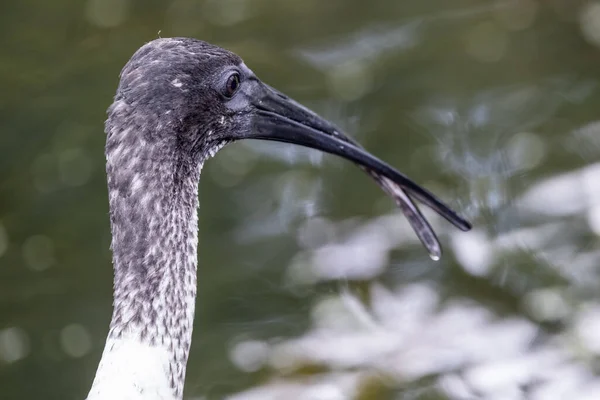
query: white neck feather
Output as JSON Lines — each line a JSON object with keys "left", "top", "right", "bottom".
{"left": 87, "top": 334, "right": 177, "bottom": 400}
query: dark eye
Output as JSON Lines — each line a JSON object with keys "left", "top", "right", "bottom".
{"left": 224, "top": 73, "right": 240, "bottom": 98}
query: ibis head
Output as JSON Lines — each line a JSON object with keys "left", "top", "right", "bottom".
{"left": 107, "top": 37, "right": 471, "bottom": 259}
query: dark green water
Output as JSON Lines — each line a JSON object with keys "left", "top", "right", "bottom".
{"left": 2, "top": 0, "right": 600, "bottom": 399}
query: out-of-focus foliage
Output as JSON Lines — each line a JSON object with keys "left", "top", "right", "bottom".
{"left": 1, "top": 0, "right": 600, "bottom": 399}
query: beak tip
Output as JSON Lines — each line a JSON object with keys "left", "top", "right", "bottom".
{"left": 459, "top": 220, "right": 473, "bottom": 232}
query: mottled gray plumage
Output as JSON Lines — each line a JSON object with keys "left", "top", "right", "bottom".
{"left": 89, "top": 38, "right": 243, "bottom": 400}
{"left": 88, "top": 37, "right": 471, "bottom": 400}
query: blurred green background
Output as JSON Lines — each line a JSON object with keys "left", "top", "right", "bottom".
{"left": 2, "top": 0, "right": 600, "bottom": 399}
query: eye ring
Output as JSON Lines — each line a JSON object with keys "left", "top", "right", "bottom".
{"left": 224, "top": 73, "right": 241, "bottom": 98}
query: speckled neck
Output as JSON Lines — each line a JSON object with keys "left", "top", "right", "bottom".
{"left": 87, "top": 100, "right": 202, "bottom": 400}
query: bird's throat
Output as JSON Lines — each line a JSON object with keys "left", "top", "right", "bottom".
{"left": 89, "top": 133, "right": 202, "bottom": 399}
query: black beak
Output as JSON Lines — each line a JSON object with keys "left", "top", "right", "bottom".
{"left": 232, "top": 82, "right": 471, "bottom": 260}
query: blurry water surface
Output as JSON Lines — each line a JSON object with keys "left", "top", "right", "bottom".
{"left": 2, "top": 0, "right": 600, "bottom": 399}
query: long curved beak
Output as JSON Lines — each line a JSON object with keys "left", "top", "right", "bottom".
{"left": 235, "top": 82, "right": 471, "bottom": 260}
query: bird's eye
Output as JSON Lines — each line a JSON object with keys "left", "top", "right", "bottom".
{"left": 224, "top": 73, "right": 241, "bottom": 98}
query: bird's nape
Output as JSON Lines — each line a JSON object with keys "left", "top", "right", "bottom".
{"left": 218, "top": 73, "right": 471, "bottom": 259}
